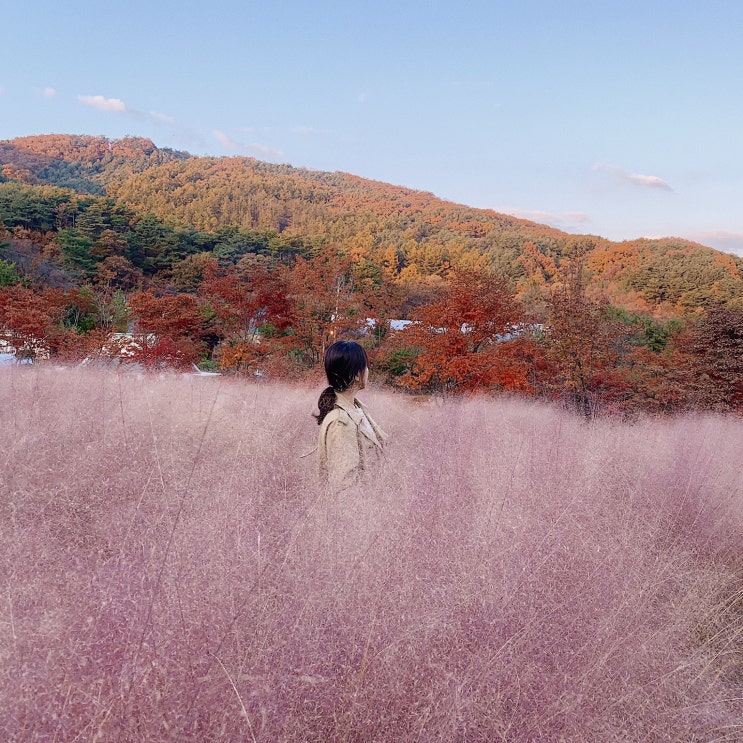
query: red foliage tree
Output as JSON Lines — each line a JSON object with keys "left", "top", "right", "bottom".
{"left": 0, "top": 285, "right": 63, "bottom": 360}
{"left": 200, "top": 260, "right": 293, "bottom": 373}
{"left": 672, "top": 308, "right": 743, "bottom": 411}
{"left": 621, "top": 345, "right": 688, "bottom": 414}
{"left": 391, "top": 270, "right": 532, "bottom": 393}
{"left": 542, "top": 260, "right": 633, "bottom": 417}
{"left": 0, "top": 284, "right": 120, "bottom": 363}
{"left": 279, "top": 247, "right": 363, "bottom": 368}
{"left": 127, "top": 290, "right": 204, "bottom": 368}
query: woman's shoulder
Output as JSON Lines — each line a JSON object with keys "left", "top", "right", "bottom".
{"left": 319, "top": 406, "right": 352, "bottom": 430}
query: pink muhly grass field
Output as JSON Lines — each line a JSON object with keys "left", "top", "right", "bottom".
{"left": 1, "top": 366, "right": 742, "bottom": 742}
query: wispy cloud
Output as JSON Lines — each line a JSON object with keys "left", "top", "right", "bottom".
{"left": 213, "top": 130, "right": 283, "bottom": 159}
{"left": 78, "top": 94, "right": 127, "bottom": 113}
{"left": 0, "top": 85, "right": 6, "bottom": 96}
{"left": 42, "top": 87, "right": 56, "bottom": 98}
{"left": 247, "top": 142, "right": 284, "bottom": 158}
{"left": 594, "top": 163, "right": 674, "bottom": 192}
{"left": 77, "top": 93, "right": 178, "bottom": 129}
{"left": 213, "top": 129, "right": 241, "bottom": 151}
{"left": 240, "top": 127, "right": 273, "bottom": 134}
{"left": 502, "top": 208, "right": 590, "bottom": 230}
{"left": 149, "top": 111, "right": 176, "bottom": 126}
{"left": 689, "top": 230, "right": 743, "bottom": 257}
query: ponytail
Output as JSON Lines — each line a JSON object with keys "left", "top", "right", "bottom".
{"left": 314, "top": 385, "right": 337, "bottom": 425}
{"left": 315, "top": 340, "right": 368, "bottom": 425}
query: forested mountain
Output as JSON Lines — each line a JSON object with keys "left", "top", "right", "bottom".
{"left": 2, "top": 134, "right": 742, "bottom": 414}
{"left": 0, "top": 134, "right": 187, "bottom": 193}
{"left": 2, "top": 133, "right": 742, "bottom": 315}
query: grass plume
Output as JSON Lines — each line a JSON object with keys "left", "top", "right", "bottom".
{"left": 1, "top": 366, "right": 742, "bottom": 741}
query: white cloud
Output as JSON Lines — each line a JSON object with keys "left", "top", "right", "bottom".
{"left": 42, "top": 87, "right": 56, "bottom": 98}
{"left": 627, "top": 173, "right": 673, "bottom": 190}
{"left": 213, "top": 129, "right": 241, "bottom": 151}
{"left": 688, "top": 230, "right": 743, "bottom": 257}
{"left": 77, "top": 94, "right": 127, "bottom": 113}
{"left": 594, "top": 163, "right": 674, "bottom": 192}
{"left": 502, "top": 208, "right": 590, "bottom": 229}
{"left": 149, "top": 111, "right": 176, "bottom": 125}
{"left": 213, "top": 130, "right": 283, "bottom": 159}
{"left": 246, "top": 142, "right": 284, "bottom": 158}
{"left": 77, "top": 94, "right": 177, "bottom": 127}
{"left": 0, "top": 85, "right": 5, "bottom": 95}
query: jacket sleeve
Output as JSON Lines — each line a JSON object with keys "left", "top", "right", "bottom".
{"left": 322, "top": 417, "right": 361, "bottom": 490}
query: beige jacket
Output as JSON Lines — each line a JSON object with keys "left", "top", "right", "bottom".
{"left": 318, "top": 392, "right": 388, "bottom": 490}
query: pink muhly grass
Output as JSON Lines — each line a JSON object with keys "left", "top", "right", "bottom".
{"left": 0, "top": 366, "right": 741, "bottom": 741}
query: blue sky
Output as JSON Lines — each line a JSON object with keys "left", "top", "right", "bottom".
{"left": 2, "top": 1, "right": 743, "bottom": 255}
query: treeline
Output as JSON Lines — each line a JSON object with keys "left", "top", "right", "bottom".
{"left": 0, "top": 181, "right": 314, "bottom": 282}
{"left": 0, "top": 134, "right": 187, "bottom": 193}
{"left": 2, "top": 233, "right": 742, "bottom": 416}
{"left": 4, "top": 135, "right": 743, "bottom": 315}
{"left": 0, "top": 136, "right": 742, "bottom": 415}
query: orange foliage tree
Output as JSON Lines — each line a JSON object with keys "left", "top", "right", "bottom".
{"left": 388, "top": 270, "right": 532, "bottom": 393}
{"left": 127, "top": 290, "right": 204, "bottom": 368}
{"left": 542, "top": 259, "right": 634, "bottom": 417}
{"left": 0, "top": 285, "right": 62, "bottom": 359}
{"left": 200, "top": 260, "right": 293, "bottom": 374}
{"left": 279, "top": 247, "right": 364, "bottom": 368}
{"left": 0, "top": 285, "right": 121, "bottom": 362}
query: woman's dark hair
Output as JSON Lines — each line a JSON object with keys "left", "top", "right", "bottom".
{"left": 315, "top": 340, "right": 368, "bottom": 424}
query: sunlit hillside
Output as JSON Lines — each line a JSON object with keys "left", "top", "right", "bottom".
{"left": 2, "top": 366, "right": 742, "bottom": 740}
{"left": 2, "top": 134, "right": 743, "bottom": 315}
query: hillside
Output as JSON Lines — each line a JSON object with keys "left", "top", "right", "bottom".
{"left": 2, "top": 133, "right": 742, "bottom": 315}
{"left": 2, "top": 134, "right": 743, "bottom": 413}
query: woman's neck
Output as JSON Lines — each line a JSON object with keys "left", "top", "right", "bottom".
{"left": 336, "top": 389, "right": 358, "bottom": 406}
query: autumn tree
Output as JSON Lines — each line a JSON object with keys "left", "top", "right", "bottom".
{"left": 388, "top": 270, "right": 531, "bottom": 393}
{"left": 94, "top": 255, "right": 143, "bottom": 293}
{"left": 672, "top": 308, "right": 743, "bottom": 411}
{"left": 279, "top": 246, "right": 363, "bottom": 368}
{"left": 169, "top": 252, "right": 218, "bottom": 292}
{"left": 517, "top": 240, "right": 558, "bottom": 317}
{"left": 0, "top": 284, "right": 112, "bottom": 362}
{"left": 0, "top": 285, "right": 65, "bottom": 359}
{"left": 90, "top": 229, "right": 129, "bottom": 260}
{"left": 542, "top": 257, "right": 633, "bottom": 417}
{"left": 127, "top": 290, "right": 204, "bottom": 368}
{"left": 620, "top": 345, "right": 687, "bottom": 414}
{"left": 200, "top": 259, "right": 292, "bottom": 373}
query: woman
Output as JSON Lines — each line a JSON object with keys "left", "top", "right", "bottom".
{"left": 316, "top": 340, "right": 388, "bottom": 490}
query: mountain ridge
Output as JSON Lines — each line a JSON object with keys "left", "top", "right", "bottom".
{"left": 1, "top": 133, "right": 742, "bottom": 316}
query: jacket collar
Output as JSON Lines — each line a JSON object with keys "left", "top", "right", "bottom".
{"left": 334, "top": 391, "right": 384, "bottom": 447}
{"left": 334, "top": 390, "right": 365, "bottom": 424}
